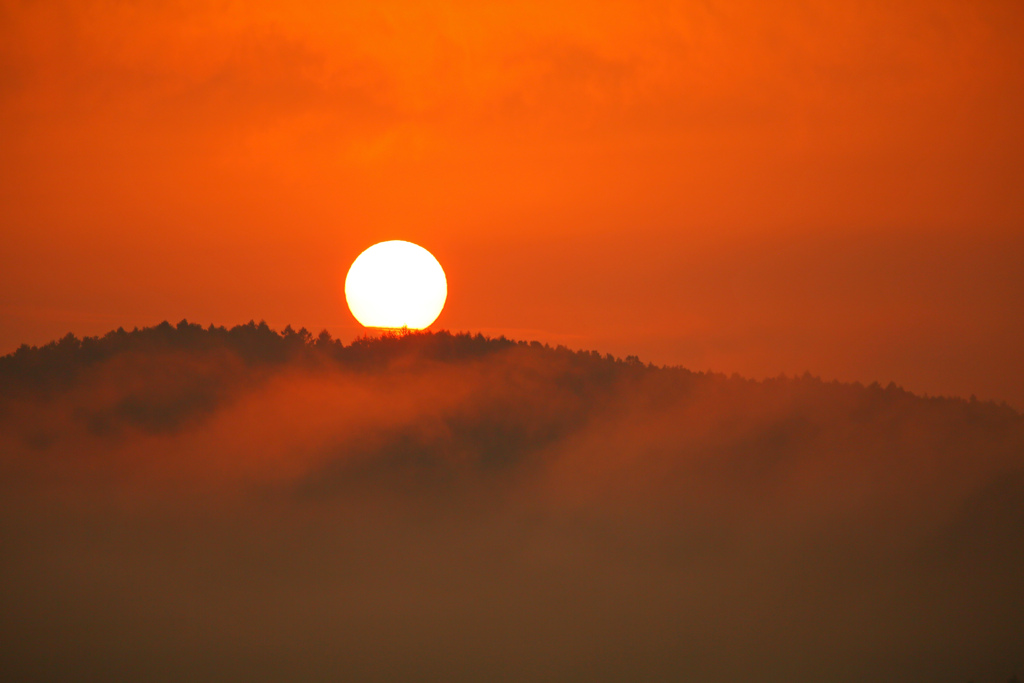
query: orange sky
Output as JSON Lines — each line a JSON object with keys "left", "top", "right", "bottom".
{"left": 2, "top": 0, "right": 1023, "bottom": 406}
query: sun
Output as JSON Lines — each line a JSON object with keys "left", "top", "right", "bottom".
{"left": 345, "top": 241, "right": 447, "bottom": 330}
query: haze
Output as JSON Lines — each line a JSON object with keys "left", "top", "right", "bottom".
{"left": 1, "top": 324, "right": 1022, "bottom": 681}
{"left": 2, "top": 0, "right": 1023, "bottom": 405}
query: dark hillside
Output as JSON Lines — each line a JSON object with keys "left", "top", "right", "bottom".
{"left": 1, "top": 322, "right": 1022, "bottom": 682}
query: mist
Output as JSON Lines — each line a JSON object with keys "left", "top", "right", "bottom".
{"left": 1, "top": 322, "right": 1022, "bottom": 682}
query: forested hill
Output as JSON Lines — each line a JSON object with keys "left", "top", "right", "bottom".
{"left": 2, "top": 321, "right": 1022, "bottom": 682}
{"left": 1, "top": 319, "right": 1017, "bottom": 418}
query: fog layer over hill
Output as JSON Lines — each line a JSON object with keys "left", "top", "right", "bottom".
{"left": 1, "top": 322, "right": 1022, "bottom": 682}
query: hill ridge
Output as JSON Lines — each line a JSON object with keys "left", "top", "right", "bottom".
{"left": 1, "top": 318, "right": 1017, "bottom": 417}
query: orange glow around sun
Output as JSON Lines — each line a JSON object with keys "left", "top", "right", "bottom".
{"left": 1, "top": 0, "right": 1023, "bottom": 406}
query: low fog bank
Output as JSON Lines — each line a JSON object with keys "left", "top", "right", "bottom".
{"left": 1, "top": 321, "right": 1022, "bottom": 682}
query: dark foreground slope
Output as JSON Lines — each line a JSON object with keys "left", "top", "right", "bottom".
{"left": 1, "top": 321, "right": 1022, "bottom": 683}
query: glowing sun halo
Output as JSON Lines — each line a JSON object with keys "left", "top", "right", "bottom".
{"left": 345, "top": 241, "right": 447, "bottom": 330}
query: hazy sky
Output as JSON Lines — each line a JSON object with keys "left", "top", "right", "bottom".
{"left": 2, "top": 0, "right": 1022, "bottom": 405}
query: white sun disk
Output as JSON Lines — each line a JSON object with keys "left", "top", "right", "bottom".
{"left": 345, "top": 241, "right": 447, "bottom": 330}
